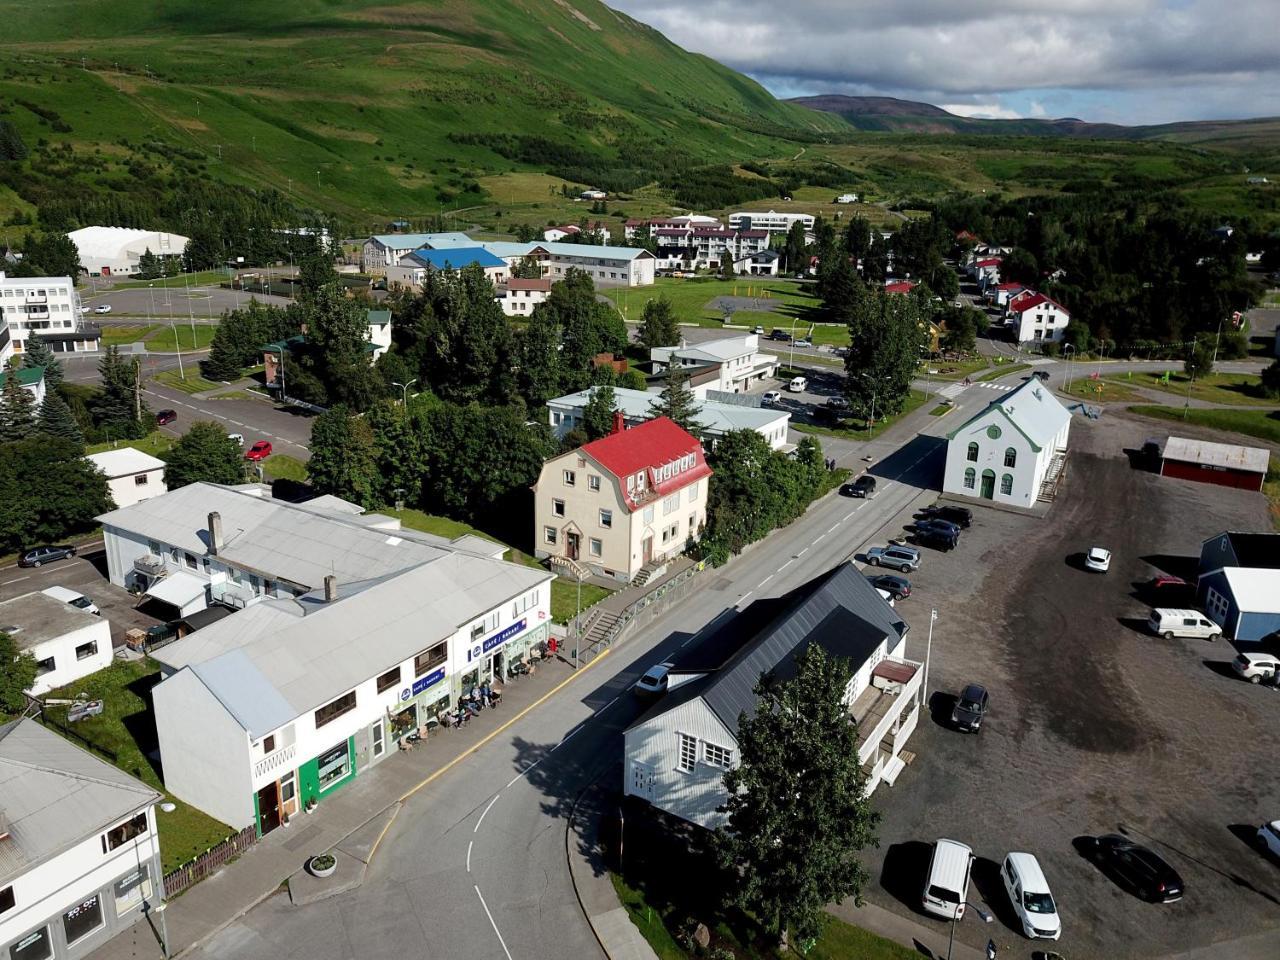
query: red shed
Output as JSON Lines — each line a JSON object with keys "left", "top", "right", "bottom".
{"left": 1159, "top": 436, "right": 1269, "bottom": 491}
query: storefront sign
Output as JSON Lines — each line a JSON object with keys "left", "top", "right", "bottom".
{"left": 482, "top": 618, "right": 527, "bottom": 654}
{"left": 411, "top": 667, "right": 446, "bottom": 696}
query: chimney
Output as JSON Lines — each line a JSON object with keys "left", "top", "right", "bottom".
{"left": 208, "top": 512, "right": 222, "bottom": 556}
{"left": 612, "top": 411, "right": 626, "bottom": 435}
{"left": 324, "top": 575, "right": 338, "bottom": 603}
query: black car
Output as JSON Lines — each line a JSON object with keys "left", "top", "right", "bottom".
{"left": 866, "top": 573, "right": 911, "bottom": 600}
{"left": 919, "top": 505, "right": 973, "bottom": 529}
{"left": 1032, "top": 370, "right": 1050, "bottom": 382}
{"left": 1084, "top": 835, "right": 1184, "bottom": 903}
{"left": 156, "top": 409, "right": 178, "bottom": 425}
{"left": 915, "top": 525, "right": 958, "bottom": 551}
{"left": 951, "top": 683, "right": 989, "bottom": 732}
{"left": 841, "top": 475, "right": 876, "bottom": 499}
{"left": 18, "top": 544, "right": 77, "bottom": 568}
{"left": 769, "top": 329, "right": 792, "bottom": 342}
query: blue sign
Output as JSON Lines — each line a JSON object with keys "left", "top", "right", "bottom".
{"left": 482, "top": 618, "right": 527, "bottom": 654}
{"left": 411, "top": 667, "right": 446, "bottom": 696}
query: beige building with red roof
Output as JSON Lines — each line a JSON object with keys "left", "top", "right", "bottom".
{"left": 532, "top": 417, "right": 712, "bottom": 583}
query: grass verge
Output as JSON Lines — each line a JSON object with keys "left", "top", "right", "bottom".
{"left": 976, "top": 362, "right": 1031, "bottom": 382}
{"left": 1264, "top": 460, "right": 1280, "bottom": 531}
{"left": 1129, "top": 405, "right": 1280, "bottom": 445}
{"left": 794, "top": 394, "right": 928, "bottom": 441}
{"left": 1060, "top": 378, "right": 1148, "bottom": 403}
{"left": 98, "top": 324, "right": 158, "bottom": 345}
{"left": 144, "top": 325, "right": 217, "bottom": 352}
{"left": 928, "top": 403, "right": 954, "bottom": 416}
{"left": 84, "top": 432, "right": 176, "bottom": 458}
{"left": 153, "top": 369, "right": 227, "bottom": 394}
{"left": 1106, "top": 370, "right": 1277, "bottom": 407}
{"left": 264, "top": 454, "right": 308, "bottom": 483}
{"left": 113, "top": 270, "right": 231, "bottom": 289}
{"left": 40, "top": 660, "right": 234, "bottom": 872}
{"left": 923, "top": 356, "right": 989, "bottom": 381}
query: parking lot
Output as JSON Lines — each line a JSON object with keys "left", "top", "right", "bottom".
{"left": 860, "top": 411, "right": 1280, "bottom": 958}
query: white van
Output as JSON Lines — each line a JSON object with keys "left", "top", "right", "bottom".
{"left": 41, "top": 586, "right": 100, "bottom": 617}
{"left": 1148, "top": 608, "right": 1221, "bottom": 641}
{"left": 1001, "top": 852, "right": 1061, "bottom": 940}
{"left": 787, "top": 376, "right": 807, "bottom": 393}
{"left": 922, "top": 838, "right": 973, "bottom": 920}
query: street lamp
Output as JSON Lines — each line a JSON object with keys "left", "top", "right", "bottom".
{"left": 1062, "top": 343, "right": 1075, "bottom": 394}
{"left": 392, "top": 378, "right": 418, "bottom": 409}
{"left": 1210, "top": 314, "right": 1226, "bottom": 368}
{"left": 923, "top": 609, "right": 938, "bottom": 702}
{"left": 170, "top": 321, "right": 185, "bottom": 380}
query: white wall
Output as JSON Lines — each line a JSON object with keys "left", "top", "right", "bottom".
{"left": 27, "top": 618, "right": 112, "bottom": 696}
{"left": 105, "top": 468, "right": 166, "bottom": 511}
{"left": 943, "top": 415, "right": 1046, "bottom": 508}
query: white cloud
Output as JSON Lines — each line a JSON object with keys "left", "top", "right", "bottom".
{"left": 940, "top": 103, "right": 1024, "bottom": 120}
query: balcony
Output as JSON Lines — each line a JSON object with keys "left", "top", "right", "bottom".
{"left": 23, "top": 309, "right": 49, "bottom": 321}
{"left": 253, "top": 742, "right": 297, "bottom": 780}
{"left": 133, "top": 554, "right": 167, "bottom": 578}
{"left": 24, "top": 293, "right": 46, "bottom": 305}
{"left": 851, "top": 657, "right": 923, "bottom": 768}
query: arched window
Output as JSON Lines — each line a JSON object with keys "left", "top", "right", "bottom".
{"left": 963, "top": 468, "right": 976, "bottom": 490}
{"left": 967, "top": 442, "right": 979, "bottom": 462}
{"left": 1000, "top": 473, "right": 1014, "bottom": 495}
{"left": 1004, "top": 447, "right": 1017, "bottom": 468}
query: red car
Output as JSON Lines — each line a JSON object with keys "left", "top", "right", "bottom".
{"left": 244, "top": 440, "right": 273, "bottom": 461}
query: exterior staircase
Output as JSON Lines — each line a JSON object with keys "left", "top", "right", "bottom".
{"left": 578, "top": 609, "right": 621, "bottom": 649}
{"left": 1038, "top": 451, "right": 1068, "bottom": 502}
{"left": 631, "top": 561, "right": 667, "bottom": 589}
{"left": 549, "top": 554, "right": 591, "bottom": 581}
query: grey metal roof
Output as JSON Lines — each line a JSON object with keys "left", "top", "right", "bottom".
{"left": 948, "top": 377, "right": 1070, "bottom": 452}
{"left": 1163, "top": 436, "right": 1269, "bottom": 474}
{"left": 0, "top": 719, "right": 159, "bottom": 884}
{"left": 0, "top": 592, "right": 100, "bottom": 651}
{"left": 152, "top": 553, "right": 553, "bottom": 738}
{"left": 550, "top": 386, "right": 787, "bottom": 437}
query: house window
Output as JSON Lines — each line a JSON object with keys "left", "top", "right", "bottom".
{"left": 661, "top": 524, "right": 679, "bottom": 544}
{"left": 563, "top": 469, "right": 575, "bottom": 486}
{"left": 75, "top": 641, "right": 97, "bottom": 661}
{"left": 703, "top": 742, "right": 733, "bottom": 768}
{"left": 102, "top": 812, "right": 148, "bottom": 852}
{"left": 62, "top": 895, "right": 103, "bottom": 945}
{"left": 544, "top": 526, "right": 557, "bottom": 545}
{"left": 416, "top": 641, "right": 448, "bottom": 675}
{"left": 663, "top": 493, "right": 680, "bottom": 515}
{"left": 314, "top": 690, "right": 357, "bottom": 728}
{"left": 1000, "top": 473, "right": 1013, "bottom": 495}
{"left": 9, "top": 926, "right": 51, "bottom": 960}
{"left": 552, "top": 499, "right": 566, "bottom": 517}
{"left": 316, "top": 741, "right": 352, "bottom": 790}
{"left": 377, "top": 666, "right": 401, "bottom": 693}
{"left": 134, "top": 474, "right": 148, "bottom": 486}
{"left": 1004, "top": 447, "right": 1017, "bottom": 468}
{"left": 963, "top": 468, "right": 976, "bottom": 490}
{"left": 590, "top": 538, "right": 602, "bottom": 557}
{"left": 687, "top": 481, "right": 699, "bottom": 501}
{"left": 262, "top": 734, "right": 276, "bottom": 754}
{"left": 0, "top": 886, "right": 13, "bottom": 915}
{"left": 966, "top": 442, "right": 979, "bottom": 462}
{"left": 113, "top": 865, "right": 152, "bottom": 917}
{"left": 35, "top": 656, "right": 55, "bottom": 676}
{"left": 588, "top": 475, "right": 600, "bottom": 492}
{"left": 599, "top": 509, "right": 612, "bottom": 529}
{"left": 688, "top": 513, "right": 697, "bottom": 534}
{"left": 677, "top": 733, "right": 697, "bottom": 773}
{"left": 643, "top": 506, "right": 655, "bottom": 524}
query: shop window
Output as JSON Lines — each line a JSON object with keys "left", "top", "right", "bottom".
{"left": 75, "top": 641, "right": 97, "bottom": 661}
{"left": 316, "top": 742, "right": 351, "bottom": 791}
{"left": 377, "top": 666, "right": 401, "bottom": 693}
{"left": 314, "top": 690, "right": 357, "bottom": 728}
{"left": 113, "top": 865, "right": 151, "bottom": 917}
{"left": 102, "top": 812, "right": 147, "bottom": 852}
{"left": 415, "top": 641, "right": 447, "bottom": 675}
{"left": 63, "top": 894, "right": 103, "bottom": 945}
{"left": 9, "top": 926, "right": 51, "bottom": 960}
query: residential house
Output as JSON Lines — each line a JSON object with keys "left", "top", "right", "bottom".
{"left": 85, "top": 449, "right": 167, "bottom": 510}
{"left": 0, "top": 366, "right": 46, "bottom": 406}
{"left": 579, "top": 190, "right": 607, "bottom": 201}
{"left": 1006, "top": 291, "right": 1070, "bottom": 344}
{"left": 544, "top": 223, "right": 613, "bottom": 244}
{"left": 385, "top": 247, "right": 509, "bottom": 290}
{"left": 547, "top": 386, "right": 791, "bottom": 451}
{"left": 67, "top": 227, "right": 189, "bottom": 277}
{"left": 727, "top": 211, "right": 815, "bottom": 235}
{"left": 623, "top": 562, "right": 920, "bottom": 829}
{"left": 835, "top": 194, "right": 858, "bottom": 204}
{"left": 359, "top": 233, "right": 474, "bottom": 275}
{"left": 967, "top": 256, "right": 1002, "bottom": 286}
{"left": 533, "top": 417, "right": 712, "bottom": 583}
{"left": 943, "top": 378, "right": 1071, "bottom": 506}
{"left": 0, "top": 719, "right": 163, "bottom": 960}
{"left": 1197, "top": 532, "right": 1280, "bottom": 642}
{"left": 0, "top": 592, "right": 112, "bottom": 696}
{"left": 733, "top": 249, "right": 781, "bottom": 276}
{"left": 884, "top": 280, "right": 917, "bottom": 295}
{"left": 0, "top": 272, "right": 99, "bottom": 359}
{"left": 990, "top": 281, "right": 1026, "bottom": 307}
{"left": 650, "top": 334, "right": 779, "bottom": 395}
{"left": 496, "top": 278, "right": 552, "bottom": 317}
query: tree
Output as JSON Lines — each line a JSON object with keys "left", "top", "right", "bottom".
{"left": 21, "top": 337, "right": 62, "bottom": 390}
{"left": 1261, "top": 359, "right": 1280, "bottom": 399}
{"left": 136, "top": 248, "right": 162, "bottom": 281}
{"left": 0, "top": 437, "right": 110, "bottom": 553}
{"left": 1185, "top": 338, "right": 1215, "bottom": 380}
{"left": 512, "top": 255, "right": 543, "bottom": 280}
{"left": 619, "top": 368, "right": 649, "bottom": 391}
{"left": 204, "top": 300, "right": 297, "bottom": 382}
{"left": 0, "top": 633, "right": 37, "bottom": 713}
{"left": 306, "top": 407, "right": 378, "bottom": 508}
{"left": 843, "top": 215, "right": 872, "bottom": 265}
{"left": 581, "top": 385, "right": 619, "bottom": 440}
{"left": 1002, "top": 247, "right": 1040, "bottom": 287}
{"left": 716, "top": 643, "right": 878, "bottom": 946}
{"left": 538, "top": 269, "right": 625, "bottom": 391}
{"left": 843, "top": 290, "right": 930, "bottom": 421}
{"left": 718, "top": 249, "right": 735, "bottom": 279}
{"left": 164, "top": 422, "right": 245, "bottom": 489}
{"left": 0, "top": 366, "right": 36, "bottom": 441}
{"left": 819, "top": 257, "right": 866, "bottom": 326}
{"left": 92, "top": 347, "right": 147, "bottom": 437}
{"left": 648, "top": 371, "right": 705, "bottom": 435}
{"left": 18, "top": 232, "right": 81, "bottom": 279}
{"left": 782, "top": 220, "right": 808, "bottom": 274}
{"left": 861, "top": 233, "right": 889, "bottom": 284}
{"left": 299, "top": 283, "right": 383, "bottom": 410}
{"left": 637, "top": 296, "right": 680, "bottom": 350}
{"left": 0, "top": 120, "right": 28, "bottom": 162}
{"left": 411, "top": 265, "right": 513, "bottom": 405}
{"left": 37, "top": 392, "right": 83, "bottom": 446}
{"left": 515, "top": 311, "right": 564, "bottom": 407}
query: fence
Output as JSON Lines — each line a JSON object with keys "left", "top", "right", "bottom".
{"left": 586, "top": 560, "right": 707, "bottom": 657}
{"left": 163, "top": 825, "right": 257, "bottom": 899}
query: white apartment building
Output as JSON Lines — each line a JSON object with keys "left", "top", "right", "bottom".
{"left": 68, "top": 227, "right": 189, "bottom": 278}
{"left": 652, "top": 229, "right": 769, "bottom": 270}
{"left": 727, "top": 211, "right": 815, "bottom": 234}
{"left": 85, "top": 449, "right": 167, "bottom": 510}
{"left": 359, "top": 233, "right": 474, "bottom": 275}
{"left": 1006, "top": 291, "right": 1071, "bottom": 344}
{"left": 0, "top": 719, "right": 162, "bottom": 960}
{"left": 497, "top": 278, "right": 552, "bottom": 317}
{"left": 0, "top": 592, "right": 112, "bottom": 697}
{"left": 650, "top": 334, "right": 779, "bottom": 395}
{"left": 0, "top": 272, "right": 98, "bottom": 359}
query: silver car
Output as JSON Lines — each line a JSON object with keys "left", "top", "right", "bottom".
{"left": 866, "top": 544, "right": 921, "bottom": 572}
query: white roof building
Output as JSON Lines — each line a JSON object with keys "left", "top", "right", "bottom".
{"left": 68, "top": 227, "right": 190, "bottom": 277}
{"left": 0, "top": 591, "right": 112, "bottom": 696}
{"left": 86, "top": 448, "right": 167, "bottom": 510}
{"left": 650, "top": 334, "right": 779, "bottom": 396}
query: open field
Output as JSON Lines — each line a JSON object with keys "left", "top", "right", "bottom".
{"left": 605, "top": 277, "right": 820, "bottom": 327}
{"left": 263, "top": 453, "right": 307, "bottom": 483}
{"left": 1106, "top": 370, "right": 1278, "bottom": 407}
{"left": 1129, "top": 405, "right": 1280, "bottom": 445}
{"left": 145, "top": 325, "right": 217, "bottom": 352}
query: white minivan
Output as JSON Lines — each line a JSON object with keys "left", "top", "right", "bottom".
{"left": 42, "top": 585, "right": 100, "bottom": 617}
{"left": 787, "top": 376, "right": 807, "bottom": 393}
{"left": 1147, "top": 608, "right": 1221, "bottom": 641}
{"left": 922, "top": 838, "right": 973, "bottom": 920}
{"left": 1001, "top": 852, "right": 1061, "bottom": 940}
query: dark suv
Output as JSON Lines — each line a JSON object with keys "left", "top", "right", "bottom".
{"left": 951, "top": 683, "right": 989, "bottom": 732}
{"left": 915, "top": 519, "right": 960, "bottom": 550}
{"left": 769, "top": 329, "right": 791, "bottom": 342}
{"left": 842, "top": 475, "right": 877, "bottom": 498}
{"left": 919, "top": 505, "right": 972, "bottom": 528}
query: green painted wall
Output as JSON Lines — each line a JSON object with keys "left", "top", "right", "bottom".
{"left": 298, "top": 736, "right": 357, "bottom": 807}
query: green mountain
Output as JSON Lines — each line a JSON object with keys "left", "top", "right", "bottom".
{"left": 0, "top": 0, "right": 849, "bottom": 225}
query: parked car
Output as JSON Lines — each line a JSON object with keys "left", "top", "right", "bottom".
{"left": 841, "top": 475, "right": 876, "bottom": 499}
{"left": 1031, "top": 370, "right": 1050, "bottom": 382}
{"left": 866, "top": 544, "right": 920, "bottom": 572}
{"left": 1084, "top": 547, "right": 1112, "bottom": 572}
{"left": 1082, "top": 835, "right": 1184, "bottom": 903}
{"left": 787, "top": 376, "right": 807, "bottom": 393}
{"left": 94, "top": 304, "right": 112, "bottom": 314}
{"left": 245, "top": 440, "right": 274, "bottom": 462}
{"left": 866, "top": 573, "right": 911, "bottom": 600}
{"left": 41, "top": 586, "right": 100, "bottom": 616}
{"left": 915, "top": 519, "right": 959, "bottom": 551}
{"left": 227, "top": 433, "right": 245, "bottom": 447}
{"left": 792, "top": 338, "right": 811, "bottom": 348}
{"left": 1147, "top": 608, "right": 1221, "bottom": 641}
{"left": 1257, "top": 821, "right": 1280, "bottom": 860}
{"left": 751, "top": 325, "right": 766, "bottom": 335}
{"left": 918, "top": 505, "right": 972, "bottom": 528}
{"left": 1001, "top": 852, "right": 1061, "bottom": 940}
{"left": 761, "top": 390, "right": 782, "bottom": 405}
{"left": 634, "top": 662, "right": 673, "bottom": 697}
{"left": 155, "top": 409, "right": 177, "bottom": 426}
{"left": 78, "top": 305, "right": 90, "bottom": 315}
{"left": 922, "top": 839, "right": 974, "bottom": 920}
{"left": 825, "top": 396, "right": 849, "bottom": 409}
{"left": 951, "top": 683, "right": 989, "bottom": 733}
{"left": 1149, "top": 574, "right": 1190, "bottom": 595}
{"left": 18, "top": 545, "right": 77, "bottom": 568}
{"left": 1232, "top": 651, "right": 1280, "bottom": 684}
{"left": 769, "top": 329, "right": 791, "bottom": 342}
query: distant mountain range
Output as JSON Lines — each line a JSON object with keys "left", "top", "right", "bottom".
{"left": 788, "top": 95, "right": 1280, "bottom": 148}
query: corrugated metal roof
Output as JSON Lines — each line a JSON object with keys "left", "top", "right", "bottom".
{"left": 551, "top": 386, "right": 786, "bottom": 436}
{"left": 407, "top": 247, "right": 507, "bottom": 270}
{"left": 1163, "top": 436, "right": 1269, "bottom": 474}
{"left": 948, "top": 377, "right": 1071, "bottom": 452}
{"left": 0, "top": 719, "right": 159, "bottom": 884}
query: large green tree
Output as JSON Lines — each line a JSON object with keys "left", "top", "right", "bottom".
{"left": 16, "top": 232, "right": 81, "bottom": 279}
{"left": 0, "top": 367, "right": 36, "bottom": 441}
{"left": 515, "top": 311, "right": 565, "bottom": 407}
{"left": 647, "top": 371, "right": 705, "bottom": 435}
{"left": 637, "top": 296, "right": 680, "bottom": 350}
{"left": 843, "top": 290, "right": 930, "bottom": 421}
{"left": 306, "top": 406, "right": 378, "bottom": 508}
{"left": 204, "top": 300, "right": 297, "bottom": 382}
{"left": 716, "top": 644, "right": 879, "bottom": 946}
{"left": 0, "top": 436, "right": 110, "bottom": 553}
{"left": 0, "top": 633, "right": 37, "bottom": 713}
{"left": 164, "top": 422, "right": 245, "bottom": 489}
{"left": 537, "top": 269, "right": 626, "bottom": 391}
{"left": 298, "top": 284, "right": 383, "bottom": 410}
{"left": 782, "top": 219, "right": 809, "bottom": 273}
{"left": 581, "top": 384, "right": 619, "bottom": 440}
{"left": 92, "top": 347, "right": 147, "bottom": 437}
{"left": 411, "top": 266, "right": 514, "bottom": 405}
{"left": 22, "top": 338, "right": 62, "bottom": 390}
{"left": 37, "top": 393, "right": 83, "bottom": 446}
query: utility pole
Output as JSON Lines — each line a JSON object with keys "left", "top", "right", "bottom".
{"left": 133, "top": 357, "right": 142, "bottom": 422}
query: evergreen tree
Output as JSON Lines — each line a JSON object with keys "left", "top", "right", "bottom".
{"left": 1261, "top": 359, "right": 1280, "bottom": 399}
{"left": 637, "top": 296, "right": 680, "bottom": 350}
{"left": 819, "top": 257, "right": 867, "bottom": 326}
{"left": 136, "top": 247, "right": 161, "bottom": 280}
{"left": 0, "top": 365, "right": 36, "bottom": 441}
{"left": 843, "top": 291, "right": 930, "bottom": 421}
{"left": 843, "top": 215, "right": 872, "bottom": 265}
{"left": 783, "top": 220, "right": 809, "bottom": 274}
{"left": 307, "top": 406, "right": 378, "bottom": 508}
{"left": 92, "top": 347, "right": 145, "bottom": 436}
{"left": 22, "top": 337, "right": 62, "bottom": 390}
{"left": 0, "top": 633, "right": 37, "bottom": 713}
{"left": 36, "top": 392, "right": 83, "bottom": 446}
{"left": 0, "top": 120, "right": 28, "bottom": 162}
{"left": 581, "top": 384, "right": 619, "bottom": 440}
{"left": 164, "top": 422, "right": 245, "bottom": 489}
{"left": 300, "top": 283, "right": 383, "bottom": 410}
{"left": 718, "top": 249, "right": 735, "bottom": 279}
{"left": 647, "top": 371, "right": 705, "bottom": 435}
{"left": 18, "top": 232, "right": 81, "bottom": 279}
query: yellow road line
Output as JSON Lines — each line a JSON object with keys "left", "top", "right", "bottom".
{"left": 363, "top": 803, "right": 401, "bottom": 864}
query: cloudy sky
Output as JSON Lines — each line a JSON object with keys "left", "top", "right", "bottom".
{"left": 608, "top": 0, "right": 1276, "bottom": 125}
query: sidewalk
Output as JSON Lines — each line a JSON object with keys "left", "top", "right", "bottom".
{"left": 90, "top": 655, "right": 595, "bottom": 960}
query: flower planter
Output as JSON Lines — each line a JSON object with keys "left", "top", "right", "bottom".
{"left": 307, "top": 854, "right": 336, "bottom": 879}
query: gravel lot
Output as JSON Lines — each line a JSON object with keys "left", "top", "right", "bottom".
{"left": 861, "top": 411, "right": 1280, "bottom": 958}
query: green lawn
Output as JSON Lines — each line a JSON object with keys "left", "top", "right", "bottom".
{"left": 144, "top": 325, "right": 218, "bottom": 352}
{"left": 386, "top": 508, "right": 502, "bottom": 543}
{"left": 976, "top": 362, "right": 1031, "bottom": 382}
{"left": 1106, "top": 371, "right": 1278, "bottom": 407}
{"left": 1129, "top": 405, "right": 1280, "bottom": 445}
{"left": 98, "top": 324, "right": 157, "bottom": 345}
{"left": 550, "top": 579, "right": 613, "bottom": 625}
{"left": 1060, "top": 377, "right": 1148, "bottom": 403}
{"left": 153, "top": 369, "right": 228, "bottom": 394}
{"left": 264, "top": 454, "right": 308, "bottom": 483}
{"left": 113, "top": 270, "right": 232, "bottom": 289}
{"left": 794, "top": 393, "right": 928, "bottom": 441}
{"left": 1264, "top": 462, "right": 1280, "bottom": 531}
{"left": 604, "top": 277, "right": 819, "bottom": 327}
{"left": 84, "top": 432, "right": 176, "bottom": 458}
{"left": 923, "top": 356, "right": 989, "bottom": 380}
{"left": 40, "top": 660, "right": 235, "bottom": 873}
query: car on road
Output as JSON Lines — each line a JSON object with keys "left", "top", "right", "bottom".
{"left": 1084, "top": 547, "right": 1112, "bottom": 572}
{"left": 769, "top": 329, "right": 791, "bottom": 342}
{"left": 751, "top": 325, "right": 766, "bottom": 335}
{"left": 41, "top": 586, "right": 99, "bottom": 616}
{"left": 918, "top": 505, "right": 972, "bottom": 529}
{"left": 951, "top": 683, "right": 989, "bottom": 732}
{"left": 866, "top": 573, "right": 911, "bottom": 600}
{"left": 1001, "top": 852, "right": 1061, "bottom": 940}
{"left": 1257, "top": 821, "right": 1280, "bottom": 860}
{"left": 1032, "top": 370, "right": 1050, "bottom": 382}
{"left": 866, "top": 544, "right": 920, "bottom": 572}
{"left": 634, "top": 662, "right": 673, "bottom": 697}
{"left": 841, "top": 475, "right": 877, "bottom": 499}
{"left": 787, "top": 376, "right": 807, "bottom": 392}
{"left": 245, "top": 440, "right": 274, "bottom": 462}
{"left": 1232, "top": 651, "right": 1280, "bottom": 684}
{"left": 792, "top": 338, "right": 811, "bottom": 348}
{"left": 94, "top": 304, "right": 112, "bottom": 314}
{"left": 1082, "top": 835, "right": 1184, "bottom": 903}
{"left": 1147, "top": 608, "right": 1221, "bottom": 641}
{"left": 761, "top": 390, "right": 782, "bottom": 405}
{"left": 155, "top": 409, "right": 177, "bottom": 426}
{"left": 18, "top": 545, "right": 77, "bottom": 568}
